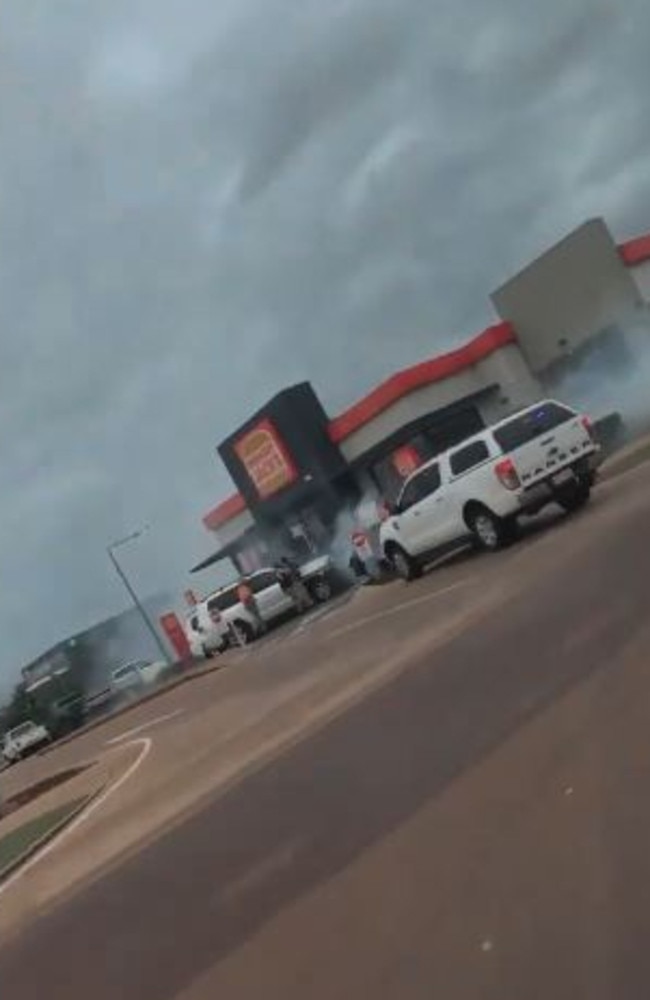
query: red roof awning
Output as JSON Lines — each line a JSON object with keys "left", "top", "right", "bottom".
{"left": 618, "top": 235, "right": 650, "bottom": 266}
{"left": 203, "top": 492, "right": 247, "bottom": 531}
{"left": 327, "top": 321, "right": 516, "bottom": 444}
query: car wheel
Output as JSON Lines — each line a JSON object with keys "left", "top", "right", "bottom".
{"left": 557, "top": 480, "right": 591, "bottom": 513}
{"left": 230, "top": 621, "right": 254, "bottom": 646}
{"left": 389, "top": 545, "right": 421, "bottom": 582}
{"left": 310, "top": 577, "right": 332, "bottom": 603}
{"left": 469, "top": 507, "right": 508, "bottom": 551}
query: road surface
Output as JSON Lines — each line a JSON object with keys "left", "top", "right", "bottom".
{"left": 2, "top": 464, "right": 650, "bottom": 999}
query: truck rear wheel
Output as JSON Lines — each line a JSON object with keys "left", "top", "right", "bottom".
{"left": 557, "top": 480, "right": 591, "bottom": 513}
{"left": 468, "top": 506, "right": 511, "bottom": 551}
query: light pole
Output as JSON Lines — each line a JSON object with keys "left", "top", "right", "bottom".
{"left": 107, "top": 529, "right": 171, "bottom": 666}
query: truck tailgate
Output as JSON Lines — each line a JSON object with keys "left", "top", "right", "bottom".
{"left": 493, "top": 406, "right": 596, "bottom": 489}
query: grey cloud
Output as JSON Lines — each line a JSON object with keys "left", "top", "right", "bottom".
{"left": 225, "top": 3, "right": 421, "bottom": 198}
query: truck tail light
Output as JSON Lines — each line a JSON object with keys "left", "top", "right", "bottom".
{"left": 581, "top": 415, "right": 595, "bottom": 439}
{"left": 495, "top": 457, "right": 521, "bottom": 491}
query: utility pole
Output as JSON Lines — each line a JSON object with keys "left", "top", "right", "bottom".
{"left": 107, "top": 529, "right": 171, "bottom": 666}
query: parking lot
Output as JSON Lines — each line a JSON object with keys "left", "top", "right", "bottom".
{"left": 3, "top": 460, "right": 650, "bottom": 999}
{"left": 0, "top": 470, "right": 635, "bottom": 899}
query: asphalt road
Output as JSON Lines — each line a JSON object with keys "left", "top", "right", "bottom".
{"left": 3, "top": 464, "right": 650, "bottom": 998}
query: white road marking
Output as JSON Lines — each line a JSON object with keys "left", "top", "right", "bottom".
{"left": 326, "top": 579, "right": 471, "bottom": 640}
{"left": 106, "top": 709, "right": 184, "bottom": 746}
{"left": 0, "top": 737, "right": 152, "bottom": 897}
{"left": 287, "top": 603, "right": 344, "bottom": 638}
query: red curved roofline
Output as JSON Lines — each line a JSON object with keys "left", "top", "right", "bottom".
{"left": 203, "top": 491, "right": 247, "bottom": 531}
{"left": 619, "top": 235, "right": 650, "bottom": 266}
{"left": 328, "top": 321, "right": 516, "bottom": 444}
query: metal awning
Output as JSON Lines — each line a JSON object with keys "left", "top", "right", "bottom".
{"left": 190, "top": 535, "right": 251, "bottom": 573}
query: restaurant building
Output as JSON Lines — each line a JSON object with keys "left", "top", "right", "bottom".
{"left": 192, "top": 218, "right": 650, "bottom": 576}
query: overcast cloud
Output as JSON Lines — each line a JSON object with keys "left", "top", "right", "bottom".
{"left": 0, "top": 0, "right": 648, "bottom": 690}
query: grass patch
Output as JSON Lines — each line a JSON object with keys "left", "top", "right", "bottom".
{"left": 4, "top": 764, "right": 91, "bottom": 817}
{"left": 0, "top": 798, "right": 86, "bottom": 876}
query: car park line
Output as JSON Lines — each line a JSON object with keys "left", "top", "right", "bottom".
{"left": 106, "top": 710, "right": 185, "bottom": 746}
{"left": 285, "top": 598, "right": 354, "bottom": 638}
{"left": 325, "top": 579, "right": 471, "bottom": 641}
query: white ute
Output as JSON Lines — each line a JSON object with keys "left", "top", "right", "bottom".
{"left": 380, "top": 399, "right": 598, "bottom": 580}
{"left": 196, "top": 557, "right": 334, "bottom": 653}
{"left": 3, "top": 720, "right": 51, "bottom": 764}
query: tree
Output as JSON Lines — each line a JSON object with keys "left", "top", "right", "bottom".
{"left": 1, "top": 682, "right": 43, "bottom": 733}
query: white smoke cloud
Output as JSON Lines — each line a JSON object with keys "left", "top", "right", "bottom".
{"left": 554, "top": 316, "right": 650, "bottom": 436}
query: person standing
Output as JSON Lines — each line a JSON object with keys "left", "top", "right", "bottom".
{"left": 236, "top": 576, "right": 266, "bottom": 636}
{"left": 351, "top": 528, "right": 379, "bottom": 580}
{"left": 278, "top": 557, "right": 313, "bottom": 613}
{"left": 276, "top": 560, "right": 294, "bottom": 596}
{"left": 348, "top": 549, "right": 368, "bottom": 582}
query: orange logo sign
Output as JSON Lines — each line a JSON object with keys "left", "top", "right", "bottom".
{"left": 234, "top": 419, "right": 298, "bottom": 499}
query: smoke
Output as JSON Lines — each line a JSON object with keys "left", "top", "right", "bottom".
{"left": 71, "top": 592, "right": 177, "bottom": 696}
{"left": 325, "top": 488, "right": 385, "bottom": 576}
{"left": 552, "top": 315, "right": 650, "bottom": 438}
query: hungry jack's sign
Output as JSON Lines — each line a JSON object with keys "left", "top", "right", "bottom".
{"left": 234, "top": 419, "right": 298, "bottom": 499}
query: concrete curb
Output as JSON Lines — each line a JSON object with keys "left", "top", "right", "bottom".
{"left": 0, "top": 787, "right": 102, "bottom": 885}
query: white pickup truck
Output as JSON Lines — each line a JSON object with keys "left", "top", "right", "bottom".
{"left": 380, "top": 400, "right": 598, "bottom": 580}
{"left": 2, "top": 720, "right": 52, "bottom": 764}
{"left": 191, "top": 556, "right": 334, "bottom": 653}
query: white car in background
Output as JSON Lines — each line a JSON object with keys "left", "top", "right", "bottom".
{"left": 3, "top": 720, "right": 52, "bottom": 764}
{"left": 110, "top": 659, "right": 167, "bottom": 695}
{"left": 184, "top": 609, "right": 213, "bottom": 658}
{"left": 185, "top": 602, "right": 231, "bottom": 657}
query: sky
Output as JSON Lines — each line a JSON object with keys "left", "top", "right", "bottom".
{"left": 1, "top": 0, "right": 649, "bottom": 691}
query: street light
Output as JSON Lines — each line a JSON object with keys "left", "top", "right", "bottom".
{"left": 107, "top": 528, "right": 171, "bottom": 666}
